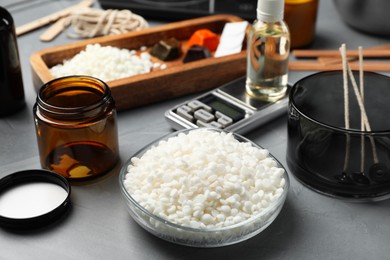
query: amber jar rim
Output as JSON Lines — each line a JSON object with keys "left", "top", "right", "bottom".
{"left": 36, "top": 75, "right": 112, "bottom": 118}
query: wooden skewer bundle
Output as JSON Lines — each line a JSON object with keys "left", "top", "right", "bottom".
{"left": 289, "top": 44, "right": 390, "bottom": 72}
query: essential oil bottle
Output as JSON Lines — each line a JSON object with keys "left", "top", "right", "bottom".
{"left": 246, "top": 0, "right": 290, "bottom": 101}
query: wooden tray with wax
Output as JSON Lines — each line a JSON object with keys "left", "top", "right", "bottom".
{"left": 30, "top": 15, "right": 247, "bottom": 111}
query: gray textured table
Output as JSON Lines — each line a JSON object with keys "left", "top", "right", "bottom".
{"left": 1, "top": 0, "right": 390, "bottom": 259}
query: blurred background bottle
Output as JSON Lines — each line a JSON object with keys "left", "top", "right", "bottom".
{"left": 284, "top": 0, "right": 319, "bottom": 49}
{"left": 0, "top": 7, "right": 25, "bottom": 117}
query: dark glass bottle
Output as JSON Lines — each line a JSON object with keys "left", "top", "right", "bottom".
{"left": 0, "top": 7, "right": 25, "bottom": 116}
{"left": 33, "top": 76, "right": 119, "bottom": 182}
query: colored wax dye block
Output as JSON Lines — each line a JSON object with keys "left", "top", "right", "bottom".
{"left": 187, "top": 29, "right": 219, "bottom": 52}
{"left": 183, "top": 45, "right": 211, "bottom": 63}
{"left": 150, "top": 38, "right": 181, "bottom": 61}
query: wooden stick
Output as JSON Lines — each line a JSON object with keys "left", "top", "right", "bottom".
{"left": 39, "top": 17, "right": 70, "bottom": 42}
{"left": 289, "top": 61, "right": 390, "bottom": 72}
{"left": 16, "top": 0, "right": 94, "bottom": 36}
{"left": 293, "top": 49, "right": 390, "bottom": 58}
{"left": 316, "top": 44, "right": 390, "bottom": 65}
{"left": 317, "top": 56, "right": 354, "bottom": 65}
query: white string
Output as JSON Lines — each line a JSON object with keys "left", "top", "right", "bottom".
{"left": 64, "top": 8, "right": 149, "bottom": 39}
{"left": 346, "top": 64, "right": 371, "bottom": 130}
{"left": 347, "top": 61, "right": 380, "bottom": 164}
{"left": 340, "top": 44, "right": 380, "bottom": 174}
{"left": 358, "top": 46, "right": 365, "bottom": 172}
{"left": 340, "top": 44, "right": 350, "bottom": 129}
{"left": 339, "top": 44, "right": 350, "bottom": 172}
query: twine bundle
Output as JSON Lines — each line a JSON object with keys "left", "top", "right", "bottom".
{"left": 64, "top": 8, "right": 149, "bottom": 38}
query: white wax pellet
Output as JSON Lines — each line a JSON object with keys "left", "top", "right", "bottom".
{"left": 190, "top": 220, "right": 200, "bottom": 229}
{"left": 231, "top": 208, "right": 239, "bottom": 216}
{"left": 220, "top": 205, "right": 231, "bottom": 214}
{"left": 233, "top": 215, "right": 243, "bottom": 224}
{"left": 216, "top": 214, "right": 226, "bottom": 222}
{"left": 201, "top": 214, "right": 214, "bottom": 224}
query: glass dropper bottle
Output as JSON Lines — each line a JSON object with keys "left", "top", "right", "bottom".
{"left": 245, "top": 0, "right": 290, "bottom": 101}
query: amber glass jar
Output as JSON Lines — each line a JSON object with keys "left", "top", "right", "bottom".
{"left": 284, "top": 0, "right": 319, "bottom": 49}
{"left": 33, "top": 76, "right": 119, "bottom": 181}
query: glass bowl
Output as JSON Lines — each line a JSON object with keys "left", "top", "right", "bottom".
{"left": 119, "top": 128, "right": 289, "bottom": 247}
{"left": 287, "top": 71, "right": 390, "bottom": 201}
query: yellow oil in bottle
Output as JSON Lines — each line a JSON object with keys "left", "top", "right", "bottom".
{"left": 246, "top": 20, "right": 290, "bottom": 101}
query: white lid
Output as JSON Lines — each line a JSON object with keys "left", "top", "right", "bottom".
{"left": 257, "top": 0, "right": 285, "bottom": 22}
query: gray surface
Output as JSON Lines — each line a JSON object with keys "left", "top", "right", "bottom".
{"left": 1, "top": 0, "right": 390, "bottom": 259}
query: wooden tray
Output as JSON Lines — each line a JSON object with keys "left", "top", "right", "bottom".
{"left": 30, "top": 15, "right": 247, "bottom": 111}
